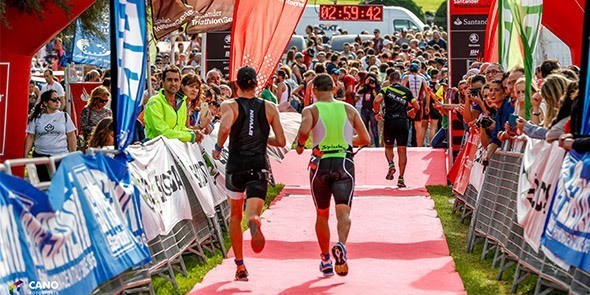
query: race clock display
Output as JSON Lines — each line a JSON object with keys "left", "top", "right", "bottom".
{"left": 319, "top": 5, "right": 383, "bottom": 21}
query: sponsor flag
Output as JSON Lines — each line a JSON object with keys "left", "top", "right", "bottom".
{"left": 484, "top": 0, "right": 500, "bottom": 62}
{"left": 0, "top": 153, "right": 150, "bottom": 294}
{"left": 72, "top": 19, "right": 111, "bottom": 68}
{"left": 230, "top": 0, "right": 308, "bottom": 94}
{"left": 542, "top": 150, "right": 590, "bottom": 272}
{"left": 114, "top": 0, "right": 148, "bottom": 150}
{"left": 499, "top": 0, "right": 523, "bottom": 70}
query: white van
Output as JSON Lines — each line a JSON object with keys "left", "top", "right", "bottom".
{"left": 295, "top": 5, "right": 425, "bottom": 37}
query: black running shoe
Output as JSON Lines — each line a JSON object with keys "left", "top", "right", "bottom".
{"left": 386, "top": 163, "right": 396, "bottom": 180}
{"left": 397, "top": 177, "right": 406, "bottom": 188}
{"left": 235, "top": 264, "right": 249, "bottom": 281}
{"left": 331, "top": 242, "right": 348, "bottom": 276}
{"left": 319, "top": 258, "right": 335, "bottom": 277}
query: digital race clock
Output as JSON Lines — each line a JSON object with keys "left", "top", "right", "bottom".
{"left": 319, "top": 5, "right": 383, "bottom": 22}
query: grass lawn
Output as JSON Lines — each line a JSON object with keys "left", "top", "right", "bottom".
{"left": 152, "top": 184, "right": 285, "bottom": 295}
{"left": 427, "top": 185, "right": 538, "bottom": 294}
{"left": 313, "top": 0, "right": 445, "bottom": 13}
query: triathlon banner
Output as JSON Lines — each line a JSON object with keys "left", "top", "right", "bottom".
{"left": 163, "top": 138, "right": 216, "bottom": 217}
{"left": 72, "top": 19, "right": 111, "bottom": 68}
{"left": 230, "top": 0, "right": 308, "bottom": 93}
{"left": 150, "top": 0, "right": 234, "bottom": 40}
{"left": 542, "top": 150, "right": 590, "bottom": 272}
{"left": 127, "top": 137, "right": 193, "bottom": 240}
{"left": 114, "top": 0, "right": 147, "bottom": 150}
{"left": 517, "top": 140, "right": 564, "bottom": 251}
{"left": 0, "top": 153, "right": 150, "bottom": 294}
{"left": 447, "top": 0, "right": 492, "bottom": 86}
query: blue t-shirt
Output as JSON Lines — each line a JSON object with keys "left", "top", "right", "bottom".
{"left": 491, "top": 98, "right": 515, "bottom": 146}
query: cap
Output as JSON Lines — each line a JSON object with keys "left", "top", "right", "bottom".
{"left": 330, "top": 68, "right": 341, "bottom": 75}
{"left": 294, "top": 52, "right": 304, "bottom": 59}
{"left": 317, "top": 51, "right": 326, "bottom": 57}
{"left": 401, "top": 44, "right": 409, "bottom": 51}
{"left": 237, "top": 66, "right": 257, "bottom": 84}
{"left": 435, "top": 58, "right": 446, "bottom": 65}
{"left": 409, "top": 63, "right": 419, "bottom": 72}
{"left": 373, "top": 28, "right": 380, "bottom": 33}
{"left": 401, "top": 28, "right": 408, "bottom": 33}
{"left": 462, "top": 68, "right": 480, "bottom": 79}
{"left": 383, "top": 39, "right": 391, "bottom": 46}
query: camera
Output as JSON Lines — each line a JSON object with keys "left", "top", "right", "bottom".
{"left": 469, "top": 87, "right": 481, "bottom": 96}
{"left": 477, "top": 116, "right": 494, "bottom": 129}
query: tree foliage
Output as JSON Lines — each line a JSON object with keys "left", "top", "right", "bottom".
{"left": 368, "top": 0, "right": 426, "bottom": 23}
{"left": 434, "top": 0, "right": 447, "bottom": 29}
{"left": 0, "top": 0, "right": 70, "bottom": 27}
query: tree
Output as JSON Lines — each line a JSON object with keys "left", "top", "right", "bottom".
{"left": 434, "top": 1, "right": 447, "bottom": 29}
{"left": 366, "top": 0, "right": 426, "bottom": 23}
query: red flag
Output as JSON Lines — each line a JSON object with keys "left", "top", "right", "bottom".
{"left": 543, "top": 0, "right": 585, "bottom": 65}
{"left": 230, "top": 0, "right": 308, "bottom": 94}
{"left": 484, "top": 0, "right": 499, "bottom": 63}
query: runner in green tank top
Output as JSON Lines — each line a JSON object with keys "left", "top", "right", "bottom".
{"left": 295, "top": 74, "right": 370, "bottom": 277}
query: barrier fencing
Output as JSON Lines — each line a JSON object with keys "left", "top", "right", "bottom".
{"left": 1, "top": 143, "right": 237, "bottom": 295}
{"left": 453, "top": 140, "right": 590, "bottom": 294}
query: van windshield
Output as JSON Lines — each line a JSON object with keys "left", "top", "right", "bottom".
{"left": 393, "top": 20, "right": 420, "bottom": 33}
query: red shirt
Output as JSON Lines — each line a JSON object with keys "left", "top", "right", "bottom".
{"left": 342, "top": 74, "right": 356, "bottom": 105}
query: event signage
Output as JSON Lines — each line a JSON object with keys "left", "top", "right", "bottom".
{"left": 205, "top": 31, "right": 231, "bottom": 79}
{"left": 542, "top": 151, "right": 590, "bottom": 272}
{"left": 447, "top": 0, "right": 492, "bottom": 86}
{"left": 0, "top": 62, "right": 7, "bottom": 156}
{"left": 72, "top": 19, "right": 111, "bottom": 68}
{"left": 319, "top": 5, "right": 383, "bottom": 21}
{"left": 0, "top": 153, "right": 150, "bottom": 294}
{"left": 150, "top": 0, "right": 234, "bottom": 40}
{"left": 114, "top": 0, "right": 147, "bottom": 150}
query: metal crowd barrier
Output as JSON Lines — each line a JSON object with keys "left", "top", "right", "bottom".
{"left": 1, "top": 149, "right": 235, "bottom": 294}
{"left": 459, "top": 150, "right": 590, "bottom": 294}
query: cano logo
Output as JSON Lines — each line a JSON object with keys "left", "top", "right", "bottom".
{"left": 9, "top": 280, "right": 24, "bottom": 295}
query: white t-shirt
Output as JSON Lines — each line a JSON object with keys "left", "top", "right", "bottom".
{"left": 26, "top": 111, "right": 77, "bottom": 155}
{"left": 41, "top": 81, "right": 65, "bottom": 97}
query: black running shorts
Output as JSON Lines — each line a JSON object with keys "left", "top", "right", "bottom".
{"left": 226, "top": 153, "right": 268, "bottom": 200}
{"left": 383, "top": 118, "right": 410, "bottom": 146}
{"left": 310, "top": 157, "right": 355, "bottom": 210}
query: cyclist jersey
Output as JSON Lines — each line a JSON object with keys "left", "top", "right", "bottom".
{"left": 312, "top": 101, "right": 353, "bottom": 159}
{"left": 228, "top": 97, "right": 269, "bottom": 156}
{"left": 406, "top": 73, "right": 424, "bottom": 100}
{"left": 380, "top": 83, "right": 415, "bottom": 120}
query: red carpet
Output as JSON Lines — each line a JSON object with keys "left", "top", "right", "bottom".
{"left": 191, "top": 149, "right": 464, "bottom": 294}
{"left": 270, "top": 148, "right": 448, "bottom": 189}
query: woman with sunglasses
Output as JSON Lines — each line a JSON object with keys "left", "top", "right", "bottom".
{"left": 80, "top": 86, "right": 113, "bottom": 141}
{"left": 24, "top": 90, "right": 77, "bottom": 181}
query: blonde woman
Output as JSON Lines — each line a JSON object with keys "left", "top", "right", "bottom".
{"left": 80, "top": 86, "right": 112, "bottom": 141}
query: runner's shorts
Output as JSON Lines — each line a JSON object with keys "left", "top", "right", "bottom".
{"left": 226, "top": 153, "right": 268, "bottom": 200}
{"left": 309, "top": 157, "right": 355, "bottom": 210}
{"left": 383, "top": 118, "right": 410, "bottom": 146}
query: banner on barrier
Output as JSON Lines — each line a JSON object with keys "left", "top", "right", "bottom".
{"left": 518, "top": 140, "right": 564, "bottom": 250}
{"left": 0, "top": 153, "right": 150, "bottom": 294}
{"left": 468, "top": 142, "right": 486, "bottom": 193}
{"left": 542, "top": 151, "right": 590, "bottom": 272}
{"left": 127, "top": 137, "right": 192, "bottom": 240}
{"left": 163, "top": 138, "right": 216, "bottom": 217}
{"left": 453, "top": 131, "right": 479, "bottom": 195}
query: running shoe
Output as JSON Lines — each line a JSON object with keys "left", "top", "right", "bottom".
{"left": 331, "top": 242, "right": 348, "bottom": 276}
{"left": 386, "top": 163, "right": 396, "bottom": 180}
{"left": 397, "top": 177, "right": 407, "bottom": 188}
{"left": 319, "top": 258, "right": 335, "bottom": 277}
{"left": 249, "top": 217, "right": 265, "bottom": 253}
{"left": 235, "top": 264, "right": 249, "bottom": 281}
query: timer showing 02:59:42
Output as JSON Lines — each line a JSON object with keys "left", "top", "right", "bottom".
{"left": 319, "top": 5, "right": 383, "bottom": 22}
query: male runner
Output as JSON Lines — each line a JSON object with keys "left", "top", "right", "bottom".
{"left": 212, "top": 66, "right": 286, "bottom": 281}
{"left": 295, "top": 74, "right": 370, "bottom": 277}
{"left": 374, "top": 70, "right": 420, "bottom": 188}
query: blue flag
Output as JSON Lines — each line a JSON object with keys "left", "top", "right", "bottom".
{"left": 582, "top": 45, "right": 590, "bottom": 135}
{"left": 72, "top": 19, "right": 111, "bottom": 68}
{"left": 0, "top": 153, "right": 150, "bottom": 294}
{"left": 541, "top": 151, "right": 590, "bottom": 272}
{"left": 115, "top": 0, "right": 147, "bottom": 150}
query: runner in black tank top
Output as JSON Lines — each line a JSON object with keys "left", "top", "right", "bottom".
{"left": 212, "top": 66, "right": 286, "bottom": 282}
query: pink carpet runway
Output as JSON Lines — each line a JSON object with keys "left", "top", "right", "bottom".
{"left": 191, "top": 149, "right": 464, "bottom": 294}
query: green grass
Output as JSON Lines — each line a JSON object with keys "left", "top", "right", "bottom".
{"left": 152, "top": 184, "right": 285, "bottom": 294}
{"left": 313, "top": 0, "right": 445, "bottom": 14}
{"left": 427, "top": 186, "right": 538, "bottom": 294}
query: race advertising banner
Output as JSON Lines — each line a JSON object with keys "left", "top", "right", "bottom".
{"left": 69, "top": 82, "right": 102, "bottom": 130}
{"left": 72, "top": 19, "right": 111, "bottom": 68}
{"left": 205, "top": 31, "right": 231, "bottom": 79}
{"left": 0, "top": 63, "right": 7, "bottom": 156}
{"left": 447, "top": 0, "right": 492, "bottom": 86}
{"left": 151, "top": 0, "right": 234, "bottom": 40}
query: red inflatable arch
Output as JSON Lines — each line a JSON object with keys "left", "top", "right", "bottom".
{"left": 0, "top": 1, "right": 95, "bottom": 164}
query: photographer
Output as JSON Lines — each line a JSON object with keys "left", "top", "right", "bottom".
{"left": 462, "top": 75, "right": 487, "bottom": 124}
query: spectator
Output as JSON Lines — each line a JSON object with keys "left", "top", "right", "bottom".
{"left": 559, "top": 133, "right": 590, "bottom": 153}
{"left": 206, "top": 68, "right": 222, "bottom": 86}
{"left": 482, "top": 78, "right": 513, "bottom": 162}
{"left": 87, "top": 117, "right": 115, "bottom": 148}
{"left": 80, "top": 86, "right": 113, "bottom": 141}
{"left": 41, "top": 69, "right": 66, "bottom": 111}
{"left": 540, "top": 59, "right": 560, "bottom": 78}
{"left": 356, "top": 72, "right": 380, "bottom": 146}
{"left": 373, "top": 29, "right": 384, "bottom": 53}
{"left": 23, "top": 90, "right": 77, "bottom": 181}
{"left": 144, "top": 65, "right": 202, "bottom": 143}
{"left": 427, "top": 31, "right": 447, "bottom": 50}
